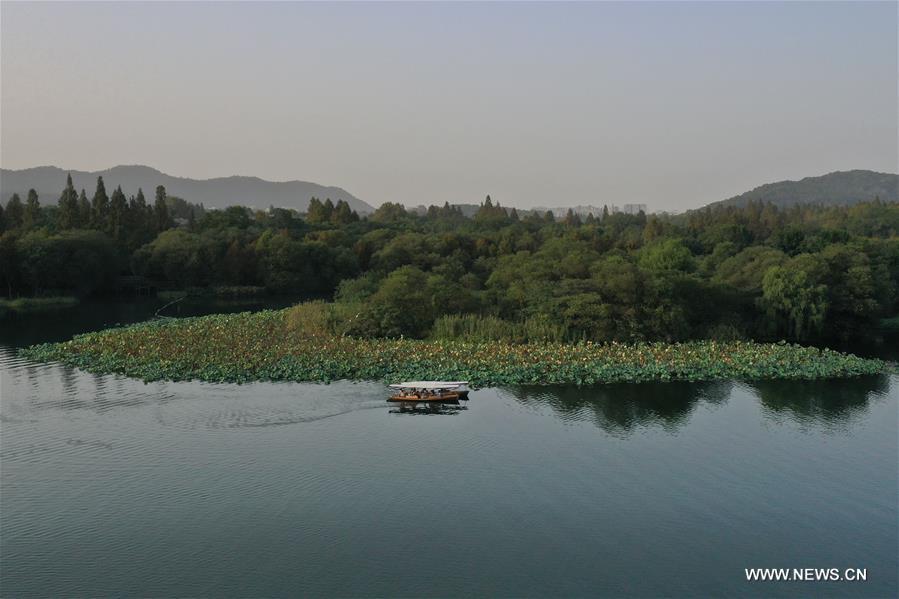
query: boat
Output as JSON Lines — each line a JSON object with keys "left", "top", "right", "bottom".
{"left": 387, "top": 381, "right": 470, "bottom": 406}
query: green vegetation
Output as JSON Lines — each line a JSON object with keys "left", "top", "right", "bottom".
{"left": 0, "top": 296, "right": 79, "bottom": 318}
{"left": 880, "top": 316, "right": 899, "bottom": 334}
{"left": 21, "top": 307, "right": 885, "bottom": 386}
{"left": 431, "top": 314, "right": 567, "bottom": 343}
{"left": 2, "top": 174, "right": 898, "bottom": 347}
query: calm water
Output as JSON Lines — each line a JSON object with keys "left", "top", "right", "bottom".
{"left": 1, "top": 302, "right": 897, "bottom": 597}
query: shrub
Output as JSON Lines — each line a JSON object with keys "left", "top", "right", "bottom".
{"left": 285, "top": 301, "right": 332, "bottom": 337}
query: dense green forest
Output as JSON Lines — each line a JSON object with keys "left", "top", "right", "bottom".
{"left": 2, "top": 175, "right": 898, "bottom": 345}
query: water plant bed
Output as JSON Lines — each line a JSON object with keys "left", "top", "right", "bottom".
{"left": 0, "top": 296, "right": 79, "bottom": 318}
{"left": 20, "top": 309, "right": 886, "bottom": 386}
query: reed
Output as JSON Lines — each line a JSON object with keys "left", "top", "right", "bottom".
{"left": 431, "top": 314, "right": 567, "bottom": 343}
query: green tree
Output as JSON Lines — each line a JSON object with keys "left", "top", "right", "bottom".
{"left": 322, "top": 198, "right": 335, "bottom": 222}
{"left": 713, "top": 246, "right": 786, "bottom": 294}
{"left": 0, "top": 232, "right": 19, "bottom": 295}
{"left": 360, "top": 266, "right": 436, "bottom": 337}
{"left": 638, "top": 239, "right": 694, "bottom": 273}
{"left": 5, "top": 194, "right": 24, "bottom": 229}
{"left": 817, "top": 244, "right": 881, "bottom": 340}
{"left": 474, "top": 195, "right": 509, "bottom": 226}
{"left": 15, "top": 229, "right": 119, "bottom": 296}
{"left": 761, "top": 266, "right": 827, "bottom": 341}
{"left": 57, "top": 174, "right": 80, "bottom": 229}
{"left": 331, "top": 199, "right": 358, "bottom": 224}
{"left": 131, "top": 229, "right": 212, "bottom": 287}
{"left": 91, "top": 176, "right": 110, "bottom": 231}
{"left": 563, "top": 209, "right": 582, "bottom": 226}
{"left": 109, "top": 186, "right": 127, "bottom": 241}
{"left": 154, "top": 185, "right": 173, "bottom": 233}
{"left": 78, "top": 190, "right": 92, "bottom": 227}
{"left": 305, "top": 197, "right": 336, "bottom": 224}
{"left": 23, "top": 189, "right": 41, "bottom": 229}
{"left": 643, "top": 216, "right": 664, "bottom": 243}
{"left": 124, "top": 189, "right": 152, "bottom": 249}
{"left": 370, "top": 202, "right": 408, "bottom": 223}
{"left": 305, "top": 197, "right": 327, "bottom": 223}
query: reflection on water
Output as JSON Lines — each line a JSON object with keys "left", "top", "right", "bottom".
{"left": 504, "top": 382, "right": 732, "bottom": 435}
{"left": 1, "top": 301, "right": 897, "bottom": 598}
{"left": 6, "top": 349, "right": 889, "bottom": 435}
{"left": 1, "top": 347, "right": 390, "bottom": 429}
{"left": 507, "top": 381, "right": 731, "bottom": 435}
{"left": 388, "top": 403, "right": 469, "bottom": 416}
{"left": 748, "top": 375, "right": 891, "bottom": 425}
{"left": 503, "top": 376, "right": 892, "bottom": 435}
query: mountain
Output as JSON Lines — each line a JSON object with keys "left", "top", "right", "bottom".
{"left": 711, "top": 170, "right": 897, "bottom": 209}
{"left": 0, "top": 165, "right": 374, "bottom": 214}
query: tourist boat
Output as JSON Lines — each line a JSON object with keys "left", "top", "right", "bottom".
{"left": 387, "top": 381, "right": 470, "bottom": 406}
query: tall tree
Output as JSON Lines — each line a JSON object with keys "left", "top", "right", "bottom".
{"left": 125, "top": 188, "right": 152, "bottom": 248}
{"left": 91, "top": 176, "right": 110, "bottom": 231}
{"left": 0, "top": 201, "right": 5, "bottom": 233}
{"left": 322, "top": 198, "right": 335, "bottom": 221}
{"left": 22, "top": 189, "right": 41, "bottom": 229}
{"left": 57, "top": 174, "right": 80, "bottom": 229}
{"left": 154, "top": 185, "right": 173, "bottom": 233}
{"left": 78, "top": 190, "right": 92, "bottom": 228}
{"left": 331, "top": 199, "right": 357, "bottom": 224}
{"left": 306, "top": 197, "right": 328, "bottom": 224}
{"left": 133, "top": 188, "right": 148, "bottom": 212}
{"left": 564, "top": 208, "right": 582, "bottom": 226}
{"left": 110, "top": 185, "right": 127, "bottom": 241}
{"left": 136, "top": 188, "right": 152, "bottom": 228}
{"left": 5, "top": 194, "right": 24, "bottom": 229}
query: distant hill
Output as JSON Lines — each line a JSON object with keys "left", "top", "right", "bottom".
{"left": 0, "top": 165, "right": 374, "bottom": 214}
{"left": 711, "top": 170, "right": 897, "bottom": 209}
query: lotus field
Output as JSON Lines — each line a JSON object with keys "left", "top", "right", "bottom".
{"left": 19, "top": 308, "right": 888, "bottom": 386}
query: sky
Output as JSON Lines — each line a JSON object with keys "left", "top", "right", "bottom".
{"left": 1, "top": 1, "right": 896, "bottom": 211}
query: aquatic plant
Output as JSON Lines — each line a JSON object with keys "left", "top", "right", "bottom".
{"left": 20, "top": 308, "right": 886, "bottom": 386}
{"left": 0, "top": 296, "right": 79, "bottom": 319}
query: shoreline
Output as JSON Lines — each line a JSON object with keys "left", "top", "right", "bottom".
{"left": 19, "top": 309, "right": 887, "bottom": 386}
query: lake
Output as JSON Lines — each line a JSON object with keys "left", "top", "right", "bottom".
{"left": 1, "top": 301, "right": 897, "bottom": 597}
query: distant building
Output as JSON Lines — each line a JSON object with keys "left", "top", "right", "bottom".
{"left": 622, "top": 203, "right": 647, "bottom": 215}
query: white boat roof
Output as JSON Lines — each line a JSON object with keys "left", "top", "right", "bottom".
{"left": 389, "top": 381, "right": 468, "bottom": 390}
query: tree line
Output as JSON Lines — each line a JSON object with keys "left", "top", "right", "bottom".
{"left": 1, "top": 175, "right": 897, "bottom": 345}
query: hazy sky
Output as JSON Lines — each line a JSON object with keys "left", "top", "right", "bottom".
{"left": 2, "top": 2, "right": 896, "bottom": 210}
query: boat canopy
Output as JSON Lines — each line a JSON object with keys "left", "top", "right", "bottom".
{"left": 388, "top": 381, "right": 468, "bottom": 390}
